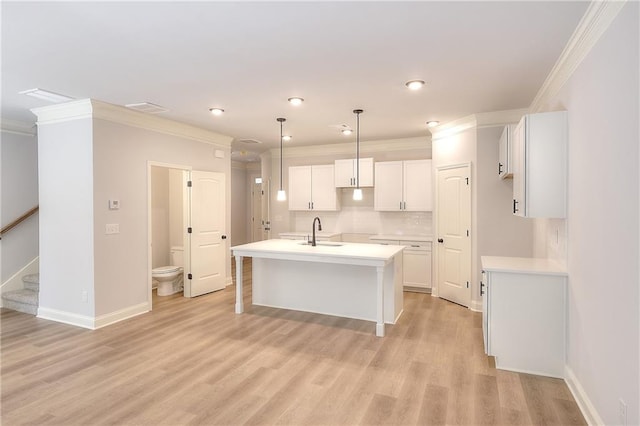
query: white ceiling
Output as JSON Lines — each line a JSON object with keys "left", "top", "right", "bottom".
{"left": 1, "top": 1, "right": 588, "bottom": 159}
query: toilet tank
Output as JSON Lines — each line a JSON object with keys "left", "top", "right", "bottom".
{"left": 170, "top": 246, "right": 184, "bottom": 267}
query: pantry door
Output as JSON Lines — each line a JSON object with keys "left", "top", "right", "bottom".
{"left": 186, "top": 170, "right": 226, "bottom": 297}
{"left": 436, "top": 164, "right": 471, "bottom": 307}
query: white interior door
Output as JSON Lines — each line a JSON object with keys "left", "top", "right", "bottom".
{"left": 186, "top": 170, "right": 226, "bottom": 297}
{"left": 251, "top": 178, "right": 263, "bottom": 242}
{"left": 436, "top": 164, "right": 471, "bottom": 307}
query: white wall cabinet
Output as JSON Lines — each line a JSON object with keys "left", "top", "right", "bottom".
{"left": 498, "top": 125, "right": 513, "bottom": 179}
{"left": 288, "top": 165, "right": 339, "bottom": 211}
{"left": 374, "top": 239, "right": 432, "bottom": 291}
{"left": 374, "top": 159, "right": 432, "bottom": 211}
{"left": 512, "top": 111, "right": 567, "bottom": 218}
{"left": 335, "top": 158, "right": 374, "bottom": 188}
{"left": 481, "top": 256, "right": 567, "bottom": 378}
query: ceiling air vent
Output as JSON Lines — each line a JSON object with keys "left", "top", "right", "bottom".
{"left": 125, "top": 102, "right": 169, "bottom": 114}
{"left": 237, "top": 139, "right": 262, "bottom": 145}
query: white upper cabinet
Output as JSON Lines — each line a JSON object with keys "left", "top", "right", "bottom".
{"left": 288, "top": 164, "right": 339, "bottom": 211}
{"left": 334, "top": 158, "right": 374, "bottom": 188}
{"left": 374, "top": 159, "right": 432, "bottom": 211}
{"left": 498, "top": 125, "right": 513, "bottom": 179}
{"left": 512, "top": 111, "right": 567, "bottom": 218}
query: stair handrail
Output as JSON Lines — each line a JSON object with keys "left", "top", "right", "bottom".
{"left": 0, "top": 205, "right": 39, "bottom": 240}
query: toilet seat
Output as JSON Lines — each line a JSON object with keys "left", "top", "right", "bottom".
{"left": 152, "top": 265, "right": 182, "bottom": 276}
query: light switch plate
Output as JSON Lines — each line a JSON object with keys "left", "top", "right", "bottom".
{"left": 109, "top": 199, "right": 120, "bottom": 210}
{"left": 105, "top": 223, "right": 119, "bottom": 234}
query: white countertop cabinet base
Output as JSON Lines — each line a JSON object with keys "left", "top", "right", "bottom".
{"left": 482, "top": 256, "right": 567, "bottom": 378}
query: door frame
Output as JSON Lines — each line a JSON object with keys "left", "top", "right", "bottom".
{"left": 147, "top": 161, "right": 192, "bottom": 310}
{"left": 433, "top": 162, "right": 472, "bottom": 307}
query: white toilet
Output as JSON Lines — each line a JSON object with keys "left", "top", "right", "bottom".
{"left": 152, "top": 246, "right": 184, "bottom": 296}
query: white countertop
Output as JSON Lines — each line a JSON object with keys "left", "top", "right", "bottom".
{"left": 232, "top": 238, "right": 404, "bottom": 266}
{"left": 481, "top": 256, "right": 567, "bottom": 276}
{"left": 370, "top": 234, "right": 433, "bottom": 242}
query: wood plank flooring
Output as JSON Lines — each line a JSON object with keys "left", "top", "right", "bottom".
{"left": 1, "top": 260, "right": 586, "bottom": 425}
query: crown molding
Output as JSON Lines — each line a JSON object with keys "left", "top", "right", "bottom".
{"left": 529, "top": 0, "right": 627, "bottom": 113}
{"left": 431, "top": 108, "right": 527, "bottom": 141}
{"left": 270, "top": 136, "right": 431, "bottom": 159}
{"left": 0, "top": 118, "right": 36, "bottom": 136}
{"left": 31, "top": 99, "right": 233, "bottom": 148}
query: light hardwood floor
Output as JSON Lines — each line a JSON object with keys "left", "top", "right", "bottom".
{"left": 1, "top": 260, "right": 585, "bottom": 425}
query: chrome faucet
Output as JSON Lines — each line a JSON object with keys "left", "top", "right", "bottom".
{"left": 311, "top": 217, "right": 322, "bottom": 246}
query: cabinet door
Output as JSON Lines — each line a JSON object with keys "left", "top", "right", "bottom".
{"left": 374, "top": 161, "right": 403, "bottom": 211}
{"left": 288, "top": 166, "right": 312, "bottom": 210}
{"left": 358, "top": 158, "right": 374, "bottom": 187}
{"left": 512, "top": 118, "right": 526, "bottom": 217}
{"left": 334, "top": 159, "right": 355, "bottom": 187}
{"left": 311, "top": 164, "right": 338, "bottom": 211}
{"left": 403, "top": 249, "right": 430, "bottom": 289}
{"left": 498, "top": 125, "right": 512, "bottom": 179}
{"left": 404, "top": 159, "right": 432, "bottom": 211}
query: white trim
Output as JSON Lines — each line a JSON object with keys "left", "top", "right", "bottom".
{"left": 529, "top": 0, "right": 627, "bottom": 113}
{"left": 93, "top": 302, "right": 149, "bottom": 329}
{"left": 37, "top": 306, "right": 95, "bottom": 329}
{"left": 431, "top": 108, "right": 528, "bottom": 141}
{"left": 1, "top": 118, "right": 37, "bottom": 136}
{"left": 270, "top": 136, "right": 431, "bottom": 159}
{"left": 31, "top": 99, "right": 234, "bottom": 148}
{"left": 0, "top": 257, "right": 39, "bottom": 307}
{"left": 469, "top": 300, "right": 483, "bottom": 312}
{"left": 565, "top": 366, "right": 605, "bottom": 426}
{"left": 37, "top": 302, "right": 149, "bottom": 330}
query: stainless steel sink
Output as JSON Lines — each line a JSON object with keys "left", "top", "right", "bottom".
{"left": 298, "top": 241, "right": 343, "bottom": 247}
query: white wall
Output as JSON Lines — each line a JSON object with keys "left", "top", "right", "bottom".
{"left": 231, "top": 161, "right": 248, "bottom": 246}
{"left": 37, "top": 118, "right": 96, "bottom": 318}
{"left": 0, "top": 129, "right": 39, "bottom": 283}
{"left": 168, "top": 168, "right": 184, "bottom": 248}
{"left": 536, "top": 3, "right": 639, "bottom": 424}
{"left": 92, "top": 118, "right": 231, "bottom": 317}
{"left": 151, "top": 166, "right": 170, "bottom": 268}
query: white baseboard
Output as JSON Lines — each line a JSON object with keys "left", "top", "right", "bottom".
{"left": 37, "top": 306, "right": 95, "bottom": 329}
{"left": 226, "top": 276, "right": 233, "bottom": 287}
{"left": 38, "top": 302, "right": 149, "bottom": 330}
{"left": 1, "top": 257, "right": 39, "bottom": 306}
{"left": 469, "top": 299, "right": 483, "bottom": 312}
{"left": 94, "top": 302, "right": 149, "bottom": 329}
{"left": 565, "top": 365, "right": 604, "bottom": 426}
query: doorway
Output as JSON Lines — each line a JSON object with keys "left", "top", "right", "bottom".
{"left": 147, "top": 163, "right": 227, "bottom": 308}
{"left": 435, "top": 163, "right": 472, "bottom": 307}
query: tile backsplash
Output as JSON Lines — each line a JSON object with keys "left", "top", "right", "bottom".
{"left": 291, "top": 188, "right": 433, "bottom": 237}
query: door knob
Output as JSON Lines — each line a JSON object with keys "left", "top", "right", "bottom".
{"left": 437, "top": 238, "right": 444, "bottom": 243}
{"left": 222, "top": 235, "right": 227, "bottom": 240}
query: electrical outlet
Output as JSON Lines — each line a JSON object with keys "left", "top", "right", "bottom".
{"left": 619, "top": 398, "right": 627, "bottom": 425}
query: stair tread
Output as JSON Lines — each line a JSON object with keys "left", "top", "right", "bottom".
{"left": 2, "top": 289, "right": 38, "bottom": 305}
{"left": 22, "top": 273, "right": 40, "bottom": 284}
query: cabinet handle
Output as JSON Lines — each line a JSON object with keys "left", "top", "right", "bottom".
{"left": 411, "top": 245, "right": 420, "bottom": 248}
{"left": 513, "top": 199, "right": 519, "bottom": 213}
{"left": 311, "top": 202, "right": 314, "bottom": 210}
{"left": 399, "top": 201, "right": 402, "bottom": 210}
{"left": 481, "top": 281, "right": 485, "bottom": 296}
{"left": 498, "top": 163, "right": 504, "bottom": 175}
{"left": 404, "top": 201, "right": 406, "bottom": 210}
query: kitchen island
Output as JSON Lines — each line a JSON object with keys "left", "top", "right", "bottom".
{"left": 231, "top": 239, "right": 405, "bottom": 337}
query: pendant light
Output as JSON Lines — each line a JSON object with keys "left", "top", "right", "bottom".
{"left": 353, "top": 109, "right": 364, "bottom": 201}
{"left": 276, "top": 117, "right": 287, "bottom": 201}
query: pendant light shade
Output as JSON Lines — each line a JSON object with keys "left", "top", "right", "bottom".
{"left": 276, "top": 117, "right": 287, "bottom": 202}
{"left": 353, "top": 109, "right": 364, "bottom": 201}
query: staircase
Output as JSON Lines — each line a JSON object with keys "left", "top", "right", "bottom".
{"left": 2, "top": 274, "right": 39, "bottom": 315}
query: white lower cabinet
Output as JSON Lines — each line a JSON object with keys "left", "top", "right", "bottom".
{"left": 481, "top": 256, "right": 567, "bottom": 378}
{"left": 374, "top": 239, "right": 432, "bottom": 291}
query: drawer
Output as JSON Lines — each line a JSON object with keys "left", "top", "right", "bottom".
{"left": 402, "top": 241, "right": 431, "bottom": 251}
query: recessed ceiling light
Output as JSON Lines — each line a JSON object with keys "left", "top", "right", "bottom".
{"left": 209, "top": 108, "right": 224, "bottom": 116}
{"left": 341, "top": 129, "right": 353, "bottom": 136}
{"left": 283, "top": 135, "right": 292, "bottom": 142}
{"left": 405, "top": 80, "right": 425, "bottom": 90}
{"left": 19, "top": 88, "right": 74, "bottom": 103}
{"left": 288, "top": 97, "right": 304, "bottom": 106}
{"left": 426, "top": 120, "right": 440, "bottom": 128}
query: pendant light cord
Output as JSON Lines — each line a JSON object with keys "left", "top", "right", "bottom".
{"left": 280, "top": 120, "right": 283, "bottom": 191}
{"left": 353, "top": 109, "right": 363, "bottom": 189}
